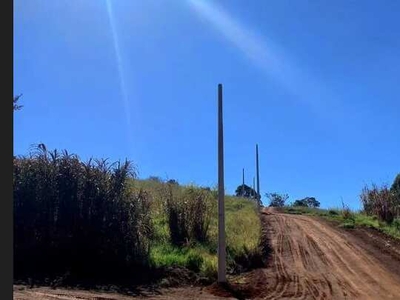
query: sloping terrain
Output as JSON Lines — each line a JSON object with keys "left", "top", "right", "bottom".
{"left": 252, "top": 208, "right": 400, "bottom": 299}
{"left": 14, "top": 208, "right": 400, "bottom": 300}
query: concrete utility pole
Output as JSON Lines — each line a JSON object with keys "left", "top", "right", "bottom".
{"left": 217, "top": 84, "right": 226, "bottom": 283}
{"left": 242, "top": 168, "right": 245, "bottom": 196}
{"left": 256, "top": 144, "right": 260, "bottom": 207}
{"left": 253, "top": 176, "right": 256, "bottom": 200}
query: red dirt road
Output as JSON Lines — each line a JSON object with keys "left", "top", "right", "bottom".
{"left": 14, "top": 208, "right": 400, "bottom": 299}
{"left": 256, "top": 208, "right": 400, "bottom": 299}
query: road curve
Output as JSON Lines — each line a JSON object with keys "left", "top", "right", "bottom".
{"left": 261, "top": 208, "right": 400, "bottom": 300}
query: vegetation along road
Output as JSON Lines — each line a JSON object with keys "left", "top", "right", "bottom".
{"left": 15, "top": 206, "right": 400, "bottom": 300}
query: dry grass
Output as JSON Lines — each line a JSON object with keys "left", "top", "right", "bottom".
{"left": 360, "top": 184, "right": 400, "bottom": 223}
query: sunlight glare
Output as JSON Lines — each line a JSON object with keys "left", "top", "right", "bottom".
{"left": 105, "top": 0, "right": 131, "bottom": 128}
{"left": 187, "top": 0, "right": 330, "bottom": 113}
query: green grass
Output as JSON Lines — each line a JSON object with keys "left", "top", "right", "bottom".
{"left": 282, "top": 206, "right": 400, "bottom": 239}
{"left": 132, "top": 179, "right": 262, "bottom": 279}
{"left": 225, "top": 196, "right": 262, "bottom": 257}
{"left": 283, "top": 206, "right": 333, "bottom": 217}
{"left": 150, "top": 244, "right": 207, "bottom": 273}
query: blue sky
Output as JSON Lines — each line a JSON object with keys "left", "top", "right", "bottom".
{"left": 14, "top": 0, "right": 400, "bottom": 209}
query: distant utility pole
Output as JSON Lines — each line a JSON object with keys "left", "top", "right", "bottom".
{"left": 242, "top": 168, "right": 245, "bottom": 196}
{"left": 256, "top": 144, "right": 260, "bottom": 207}
{"left": 217, "top": 84, "right": 226, "bottom": 283}
{"left": 253, "top": 176, "right": 256, "bottom": 200}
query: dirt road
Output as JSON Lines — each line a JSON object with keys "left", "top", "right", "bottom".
{"left": 14, "top": 208, "right": 400, "bottom": 299}
{"left": 256, "top": 208, "right": 400, "bottom": 299}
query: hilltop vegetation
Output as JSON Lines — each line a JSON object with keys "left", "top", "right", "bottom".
{"left": 282, "top": 174, "right": 400, "bottom": 239}
{"left": 13, "top": 145, "right": 263, "bottom": 286}
{"left": 131, "top": 177, "right": 264, "bottom": 280}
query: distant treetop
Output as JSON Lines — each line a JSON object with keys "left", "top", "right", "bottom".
{"left": 293, "top": 197, "right": 320, "bottom": 208}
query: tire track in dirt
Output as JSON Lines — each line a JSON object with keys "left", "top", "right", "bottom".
{"left": 14, "top": 209, "right": 400, "bottom": 300}
{"left": 261, "top": 208, "right": 400, "bottom": 299}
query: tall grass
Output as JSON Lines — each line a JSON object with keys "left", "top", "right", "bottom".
{"left": 162, "top": 184, "right": 214, "bottom": 246}
{"left": 13, "top": 145, "right": 153, "bottom": 282}
{"left": 135, "top": 179, "right": 262, "bottom": 279}
{"left": 14, "top": 146, "right": 263, "bottom": 284}
{"left": 360, "top": 184, "right": 400, "bottom": 223}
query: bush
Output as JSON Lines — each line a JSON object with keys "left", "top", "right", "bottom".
{"left": 13, "top": 145, "right": 153, "bottom": 282}
{"left": 340, "top": 222, "right": 355, "bottom": 229}
{"left": 200, "top": 257, "right": 217, "bottom": 280}
{"left": 163, "top": 184, "right": 213, "bottom": 246}
{"left": 186, "top": 252, "right": 204, "bottom": 272}
{"left": 360, "top": 184, "right": 399, "bottom": 223}
{"left": 329, "top": 209, "right": 339, "bottom": 215}
{"left": 266, "top": 193, "right": 289, "bottom": 207}
{"left": 391, "top": 174, "right": 400, "bottom": 194}
{"left": 293, "top": 199, "right": 308, "bottom": 207}
{"left": 293, "top": 197, "right": 320, "bottom": 208}
{"left": 393, "top": 218, "right": 400, "bottom": 231}
{"left": 341, "top": 201, "right": 355, "bottom": 222}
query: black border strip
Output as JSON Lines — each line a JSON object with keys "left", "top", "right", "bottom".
{"left": 3, "top": 0, "right": 14, "bottom": 298}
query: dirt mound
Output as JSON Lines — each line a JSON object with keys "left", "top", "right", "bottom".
{"left": 158, "top": 266, "right": 207, "bottom": 287}
{"left": 206, "top": 269, "right": 268, "bottom": 299}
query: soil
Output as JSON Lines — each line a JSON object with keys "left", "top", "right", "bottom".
{"left": 14, "top": 207, "right": 400, "bottom": 299}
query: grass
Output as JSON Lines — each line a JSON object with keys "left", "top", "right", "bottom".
{"left": 132, "top": 179, "right": 262, "bottom": 280}
{"left": 283, "top": 206, "right": 400, "bottom": 239}
{"left": 150, "top": 244, "right": 207, "bottom": 273}
{"left": 14, "top": 146, "right": 263, "bottom": 285}
{"left": 15, "top": 145, "right": 397, "bottom": 286}
{"left": 13, "top": 146, "right": 153, "bottom": 282}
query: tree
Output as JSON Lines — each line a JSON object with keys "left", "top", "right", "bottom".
{"left": 391, "top": 174, "right": 400, "bottom": 201}
{"left": 13, "top": 94, "right": 23, "bottom": 111}
{"left": 167, "top": 179, "right": 179, "bottom": 186}
{"left": 305, "top": 197, "right": 320, "bottom": 208}
{"left": 391, "top": 174, "right": 400, "bottom": 193}
{"left": 293, "top": 199, "right": 308, "bottom": 207}
{"left": 266, "top": 193, "right": 289, "bottom": 207}
{"left": 235, "top": 184, "right": 259, "bottom": 199}
{"left": 293, "top": 197, "right": 320, "bottom": 208}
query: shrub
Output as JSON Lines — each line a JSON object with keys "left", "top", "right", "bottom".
{"left": 266, "top": 193, "right": 289, "bottom": 207}
{"left": 186, "top": 252, "right": 204, "bottom": 272}
{"left": 360, "top": 184, "right": 399, "bottom": 223}
{"left": 329, "top": 209, "right": 339, "bottom": 215}
{"left": 341, "top": 201, "right": 355, "bottom": 222}
{"left": 340, "top": 222, "right": 355, "bottom": 229}
{"left": 391, "top": 174, "right": 400, "bottom": 195}
{"left": 393, "top": 218, "right": 400, "bottom": 231}
{"left": 293, "top": 199, "right": 308, "bottom": 207}
{"left": 163, "top": 184, "right": 213, "bottom": 246}
{"left": 163, "top": 185, "right": 189, "bottom": 246}
{"left": 293, "top": 197, "right": 320, "bottom": 208}
{"left": 200, "top": 257, "right": 217, "bottom": 280}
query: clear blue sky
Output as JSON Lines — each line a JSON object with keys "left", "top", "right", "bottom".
{"left": 14, "top": 0, "right": 400, "bottom": 209}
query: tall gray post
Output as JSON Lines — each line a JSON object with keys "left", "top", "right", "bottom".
{"left": 217, "top": 84, "right": 226, "bottom": 283}
{"left": 242, "top": 168, "right": 245, "bottom": 196}
{"left": 256, "top": 144, "right": 260, "bottom": 207}
{"left": 253, "top": 176, "right": 256, "bottom": 199}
